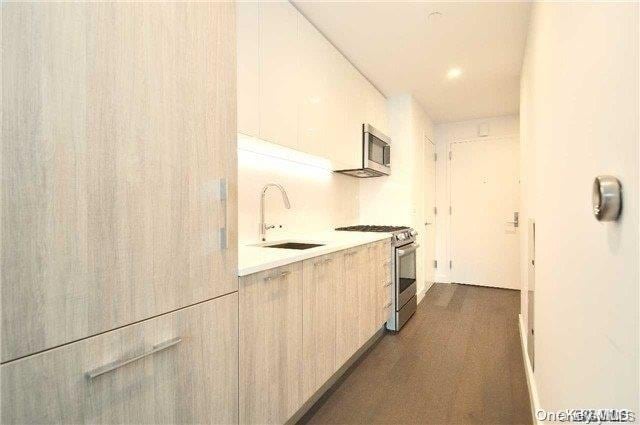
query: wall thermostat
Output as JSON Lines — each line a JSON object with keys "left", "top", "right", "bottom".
{"left": 592, "top": 175, "right": 622, "bottom": 221}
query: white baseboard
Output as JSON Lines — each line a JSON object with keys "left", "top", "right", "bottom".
{"left": 518, "top": 313, "right": 541, "bottom": 425}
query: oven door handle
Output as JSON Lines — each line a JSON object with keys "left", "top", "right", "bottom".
{"left": 397, "top": 244, "right": 420, "bottom": 256}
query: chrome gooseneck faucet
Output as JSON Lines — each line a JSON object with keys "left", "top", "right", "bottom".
{"left": 260, "top": 183, "right": 291, "bottom": 241}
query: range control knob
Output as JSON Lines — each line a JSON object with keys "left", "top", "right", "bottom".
{"left": 410, "top": 230, "right": 418, "bottom": 237}
{"left": 396, "top": 233, "right": 405, "bottom": 240}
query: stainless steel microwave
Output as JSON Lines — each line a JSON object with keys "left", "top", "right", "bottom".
{"left": 335, "top": 124, "right": 391, "bottom": 178}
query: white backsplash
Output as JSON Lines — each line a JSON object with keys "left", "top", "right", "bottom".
{"left": 237, "top": 135, "right": 359, "bottom": 245}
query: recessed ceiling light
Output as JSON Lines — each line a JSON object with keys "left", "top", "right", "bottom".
{"left": 447, "top": 67, "right": 462, "bottom": 79}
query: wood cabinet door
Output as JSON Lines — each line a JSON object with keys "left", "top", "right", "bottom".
{"left": 239, "top": 262, "right": 303, "bottom": 424}
{"left": 2, "top": 2, "right": 237, "bottom": 362}
{"left": 336, "top": 248, "right": 364, "bottom": 367}
{"left": 1, "top": 293, "right": 239, "bottom": 425}
{"left": 258, "top": 1, "right": 299, "bottom": 149}
{"left": 302, "top": 252, "right": 341, "bottom": 400}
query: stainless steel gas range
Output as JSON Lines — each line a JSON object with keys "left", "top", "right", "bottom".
{"left": 335, "top": 225, "right": 418, "bottom": 331}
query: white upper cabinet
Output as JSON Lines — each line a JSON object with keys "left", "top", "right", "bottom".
{"left": 297, "top": 15, "right": 332, "bottom": 158}
{"left": 336, "top": 63, "right": 368, "bottom": 170}
{"left": 236, "top": 0, "right": 388, "bottom": 169}
{"left": 237, "top": 2, "right": 259, "bottom": 137}
{"left": 258, "top": 1, "right": 299, "bottom": 150}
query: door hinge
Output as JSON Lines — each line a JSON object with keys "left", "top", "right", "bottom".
{"left": 434, "top": 206, "right": 437, "bottom": 215}
{"left": 434, "top": 153, "right": 437, "bottom": 161}
{"left": 433, "top": 260, "right": 438, "bottom": 268}
{"left": 449, "top": 260, "right": 452, "bottom": 269}
{"left": 449, "top": 151, "right": 452, "bottom": 160}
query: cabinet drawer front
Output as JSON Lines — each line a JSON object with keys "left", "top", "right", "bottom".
{"left": 1, "top": 294, "right": 239, "bottom": 425}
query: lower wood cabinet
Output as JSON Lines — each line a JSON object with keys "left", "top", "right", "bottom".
{"left": 239, "top": 239, "right": 391, "bottom": 424}
{"left": 302, "top": 252, "right": 341, "bottom": 400}
{"left": 1, "top": 293, "right": 239, "bottom": 424}
{"left": 239, "top": 262, "right": 303, "bottom": 424}
{"left": 336, "top": 247, "right": 365, "bottom": 367}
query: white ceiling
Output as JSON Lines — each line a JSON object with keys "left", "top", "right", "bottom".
{"left": 292, "top": 1, "right": 531, "bottom": 123}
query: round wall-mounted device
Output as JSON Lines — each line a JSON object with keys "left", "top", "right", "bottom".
{"left": 592, "top": 175, "right": 622, "bottom": 221}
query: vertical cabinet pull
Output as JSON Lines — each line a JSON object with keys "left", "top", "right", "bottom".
{"left": 219, "top": 178, "right": 228, "bottom": 250}
{"left": 85, "top": 337, "right": 182, "bottom": 380}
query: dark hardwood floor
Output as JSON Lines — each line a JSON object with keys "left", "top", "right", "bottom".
{"left": 299, "top": 283, "right": 532, "bottom": 425}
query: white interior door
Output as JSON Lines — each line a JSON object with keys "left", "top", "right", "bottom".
{"left": 423, "top": 138, "right": 437, "bottom": 286}
{"left": 449, "top": 137, "right": 520, "bottom": 289}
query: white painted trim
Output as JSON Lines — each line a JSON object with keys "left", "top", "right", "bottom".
{"left": 519, "top": 313, "right": 541, "bottom": 425}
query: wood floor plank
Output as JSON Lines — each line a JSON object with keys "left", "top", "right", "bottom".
{"left": 300, "top": 283, "right": 531, "bottom": 425}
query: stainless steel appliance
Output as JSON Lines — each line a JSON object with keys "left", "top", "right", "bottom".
{"left": 334, "top": 124, "right": 391, "bottom": 178}
{"left": 335, "top": 225, "right": 418, "bottom": 331}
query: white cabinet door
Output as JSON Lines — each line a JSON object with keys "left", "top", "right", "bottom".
{"left": 237, "top": 1, "right": 259, "bottom": 137}
{"left": 1, "top": 293, "right": 239, "bottom": 425}
{"left": 364, "top": 82, "right": 389, "bottom": 135}
{"left": 336, "top": 65, "right": 368, "bottom": 169}
{"left": 376, "top": 91, "right": 390, "bottom": 135}
{"left": 297, "top": 16, "right": 331, "bottom": 158}
{"left": 2, "top": 2, "right": 238, "bottom": 362}
{"left": 258, "top": 1, "right": 299, "bottom": 150}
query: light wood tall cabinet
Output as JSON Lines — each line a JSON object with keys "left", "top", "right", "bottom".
{"left": 1, "top": 294, "right": 239, "bottom": 425}
{"left": 2, "top": 2, "right": 238, "bottom": 363}
{"left": 239, "top": 262, "right": 304, "bottom": 424}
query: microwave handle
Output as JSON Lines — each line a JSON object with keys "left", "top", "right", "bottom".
{"left": 383, "top": 144, "right": 391, "bottom": 166}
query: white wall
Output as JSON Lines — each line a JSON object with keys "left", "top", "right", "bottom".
{"left": 359, "top": 94, "right": 435, "bottom": 299}
{"left": 237, "top": 135, "right": 359, "bottom": 244}
{"left": 520, "top": 2, "right": 638, "bottom": 412}
{"left": 433, "top": 115, "right": 519, "bottom": 282}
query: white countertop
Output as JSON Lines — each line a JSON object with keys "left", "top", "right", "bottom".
{"left": 238, "top": 230, "right": 392, "bottom": 276}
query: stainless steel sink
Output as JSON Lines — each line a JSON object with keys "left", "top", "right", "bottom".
{"left": 262, "top": 242, "right": 324, "bottom": 250}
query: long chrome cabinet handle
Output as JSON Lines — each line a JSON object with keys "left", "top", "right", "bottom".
{"left": 219, "top": 178, "right": 228, "bottom": 250}
{"left": 264, "top": 271, "right": 291, "bottom": 282}
{"left": 86, "top": 337, "right": 182, "bottom": 380}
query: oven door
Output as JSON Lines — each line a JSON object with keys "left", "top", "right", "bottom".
{"left": 395, "top": 242, "right": 419, "bottom": 310}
